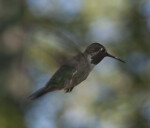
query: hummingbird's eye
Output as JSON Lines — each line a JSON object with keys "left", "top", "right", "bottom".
{"left": 100, "top": 48, "right": 105, "bottom": 52}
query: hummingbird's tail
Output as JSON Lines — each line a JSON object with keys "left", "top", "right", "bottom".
{"left": 29, "top": 86, "right": 56, "bottom": 100}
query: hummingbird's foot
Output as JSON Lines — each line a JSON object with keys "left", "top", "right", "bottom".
{"left": 65, "top": 87, "right": 74, "bottom": 93}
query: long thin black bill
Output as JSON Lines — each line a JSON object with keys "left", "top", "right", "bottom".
{"left": 107, "top": 53, "right": 126, "bottom": 63}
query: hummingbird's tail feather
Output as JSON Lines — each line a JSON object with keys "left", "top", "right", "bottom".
{"left": 29, "top": 87, "right": 56, "bottom": 100}
{"left": 29, "top": 87, "right": 49, "bottom": 100}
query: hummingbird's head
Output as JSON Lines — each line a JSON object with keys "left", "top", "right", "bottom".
{"left": 84, "top": 43, "right": 125, "bottom": 65}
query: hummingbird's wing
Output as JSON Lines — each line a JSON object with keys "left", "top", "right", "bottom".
{"left": 55, "top": 31, "right": 82, "bottom": 54}
{"left": 46, "top": 64, "right": 77, "bottom": 89}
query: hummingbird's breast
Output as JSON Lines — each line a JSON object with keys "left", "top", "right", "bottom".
{"left": 70, "top": 54, "right": 93, "bottom": 87}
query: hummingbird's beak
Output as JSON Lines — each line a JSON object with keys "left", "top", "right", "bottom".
{"left": 106, "top": 53, "right": 126, "bottom": 63}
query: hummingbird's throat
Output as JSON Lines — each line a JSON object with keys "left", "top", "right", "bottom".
{"left": 87, "top": 54, "right": 104, "bottom": 65}
{"left": 91, "top": 56, "right": 104, "bottom": 65}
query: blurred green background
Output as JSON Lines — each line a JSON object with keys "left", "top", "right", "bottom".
{"left": 0, "top": 0, "right": 150, "bottom": 128}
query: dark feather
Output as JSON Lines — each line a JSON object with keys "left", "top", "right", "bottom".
{"left": 29, "top": 87, "right": 55, "bottom": 100}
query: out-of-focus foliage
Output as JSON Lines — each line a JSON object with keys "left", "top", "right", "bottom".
{"left": 0, "top": 0, "right": 150, "bottom": 128}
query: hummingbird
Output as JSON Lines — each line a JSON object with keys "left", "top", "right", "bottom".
{"left": 29, "top": 43, "right": 125, "bottom": 100}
